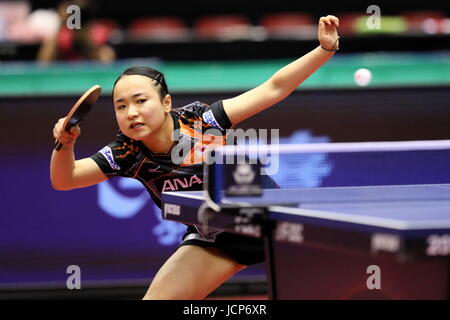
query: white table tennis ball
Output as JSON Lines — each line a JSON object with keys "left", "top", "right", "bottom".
{"left": 354, "top": 68, "right": 372, "bottom": 87}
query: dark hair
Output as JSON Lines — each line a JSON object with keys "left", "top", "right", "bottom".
{"left": 113, "top": 66, "right": 169, "bottom": 100}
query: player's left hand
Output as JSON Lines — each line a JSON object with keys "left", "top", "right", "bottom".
{"left": 318, "top": 15, "right": 340, "bottom": 51}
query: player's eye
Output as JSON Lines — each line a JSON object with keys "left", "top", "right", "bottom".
{"left": 116, "top": 105, "right": 126, "bottom": 110}
{"left": 137, "top": 99, "right": 147, "bottom": 104}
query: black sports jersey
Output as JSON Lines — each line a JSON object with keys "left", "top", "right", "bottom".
{"left": 90, "top": 100, "right": 232, "bottom": 208}
{"left": 91, "top": 100, "right": 275, "bottom": 265}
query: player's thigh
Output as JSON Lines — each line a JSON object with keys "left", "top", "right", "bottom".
{"left": 143, "top": 245, "right": 245, "bottom": 300}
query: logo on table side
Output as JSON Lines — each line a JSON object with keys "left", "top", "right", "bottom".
{"left": 275, "top": 221, "right": 304, "bottom": 244}
{"left": 426, "top": 234, "right": 450, "bottom": 256}
{"left": 164, "top": 204, "right": 180, "bottom": 216}
{"left": 234, "top": 208, "right": 262, "bottom": 237}
{"left": 371, "top": 233, "right": 400, "bottom": 253}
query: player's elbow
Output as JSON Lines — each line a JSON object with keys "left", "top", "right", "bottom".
{"left": 51, "top": 179, "right": 75, "bottom": 191}
{"left": 267, "top": 78, "right": 292, "bottom": 102}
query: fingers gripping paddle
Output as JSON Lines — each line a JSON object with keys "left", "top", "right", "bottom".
{"left": 54, "top": 85, "right": 101, "bottom": 151}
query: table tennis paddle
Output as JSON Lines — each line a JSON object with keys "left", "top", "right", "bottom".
{"left": 54, "top": 85, "right": 102, "bottom": 151}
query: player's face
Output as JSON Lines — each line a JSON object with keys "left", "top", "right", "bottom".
{"left": 113, "top": 75, "right": 171, "bottom": 140}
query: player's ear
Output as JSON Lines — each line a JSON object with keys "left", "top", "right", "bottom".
{"left": 163, "top": 94, "right": 172, "bottom": 113}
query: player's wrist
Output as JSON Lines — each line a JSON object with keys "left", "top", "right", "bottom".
{"left": 317, "top": 45, "right": 336, "bottom": 58}
{"left": 56, "top": 140, "right": 76, "bottom": 151}
{"left": 320, "top": 36, "right": 340, "bottom": 52}
{"left": 66, "top": 139, "right": 77, "bottom": 147}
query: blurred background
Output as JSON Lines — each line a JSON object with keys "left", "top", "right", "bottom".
{"left": 1, "top": 0, "right": 449, "bottom": 299}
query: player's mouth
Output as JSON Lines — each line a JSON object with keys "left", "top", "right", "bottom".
{"left": 129, "top": 122, "right": 145, "bottom": 130}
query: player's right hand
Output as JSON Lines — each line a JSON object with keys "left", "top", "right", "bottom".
{"left": 53, "top": 117, "right": 81, "bottom": 146}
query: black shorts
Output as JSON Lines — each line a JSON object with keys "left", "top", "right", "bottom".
{"left": 179, "top": 225, "right": 265, "bottom": 266}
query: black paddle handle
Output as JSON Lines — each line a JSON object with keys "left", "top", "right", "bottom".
{"left": 54, "top": 140, "right": 64, "bottom": 151}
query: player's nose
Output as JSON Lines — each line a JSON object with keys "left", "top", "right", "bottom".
{"left": 127, "top": 104, "right": 139, "bottom": 119}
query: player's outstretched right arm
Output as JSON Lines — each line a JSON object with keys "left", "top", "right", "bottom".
{"left": 50, "top": 117, "right": 107, "bottom": 190}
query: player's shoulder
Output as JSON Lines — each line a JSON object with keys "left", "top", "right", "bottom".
{"left": 98, "top": 131, "right": 141, "bottom": 162}
{"left": 174, "top": 101, "right": 211, "bottom": 117}
{"left": 174, "top": 100, "right": 229, "bottom": 132}
{"left": 92, "top": 131, "right": 144, "bottom": 177}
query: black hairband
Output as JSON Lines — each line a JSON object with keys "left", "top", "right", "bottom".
{"left": 154, "top": 73, "right": 162, "bottom": 83}
{"left": 153, "top": 73, "right": 168, "bottom": 93}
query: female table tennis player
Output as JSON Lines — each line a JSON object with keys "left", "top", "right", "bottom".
{"left": 50, "top": 15, "right": 340, "bottom": 299}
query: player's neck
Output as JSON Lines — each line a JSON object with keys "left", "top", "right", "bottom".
{"left": 142, "top": 113, "right": 174, "bottom": 154}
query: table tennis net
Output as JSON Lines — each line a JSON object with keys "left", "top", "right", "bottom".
{"left": 221, "top": 184, "right": 450, "bottom": 206}
{"left": 208, "top": 140, "right": 450, "bottom": 203}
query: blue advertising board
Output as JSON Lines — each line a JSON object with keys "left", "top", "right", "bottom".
{"left": 1, "top": 86, "right": 449, "bottom": 293}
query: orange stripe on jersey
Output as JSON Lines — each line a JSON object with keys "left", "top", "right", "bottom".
{"left": 178, "top": 121, "right": 226, "bottom": 141}
{"left": 179, "top": 138, "right": 226, "bottom": 166}
{"left": 177, "top": 119, "right": 227, "bottom": 166}
{"left": 133, "top": 158, "right": 146, "bottom": 178}
{"left": 114, "top": 141, "right": 140, "bottom": 159}
{"left": 179, "top": 126, "right": 198, "bottom": 138}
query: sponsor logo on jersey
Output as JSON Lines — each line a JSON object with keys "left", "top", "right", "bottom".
{"left": 202, "top": 110, "right": 224, "bottom": 131}
{"left": 99, "top": 146, "right": 121, "bottom": 171}
{"left": 162, "top": 175, "right": 202, "bottom": 192}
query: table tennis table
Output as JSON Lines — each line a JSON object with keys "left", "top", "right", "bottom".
{"left": 162, "top": 183, "right": 450, "bottom": 299}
